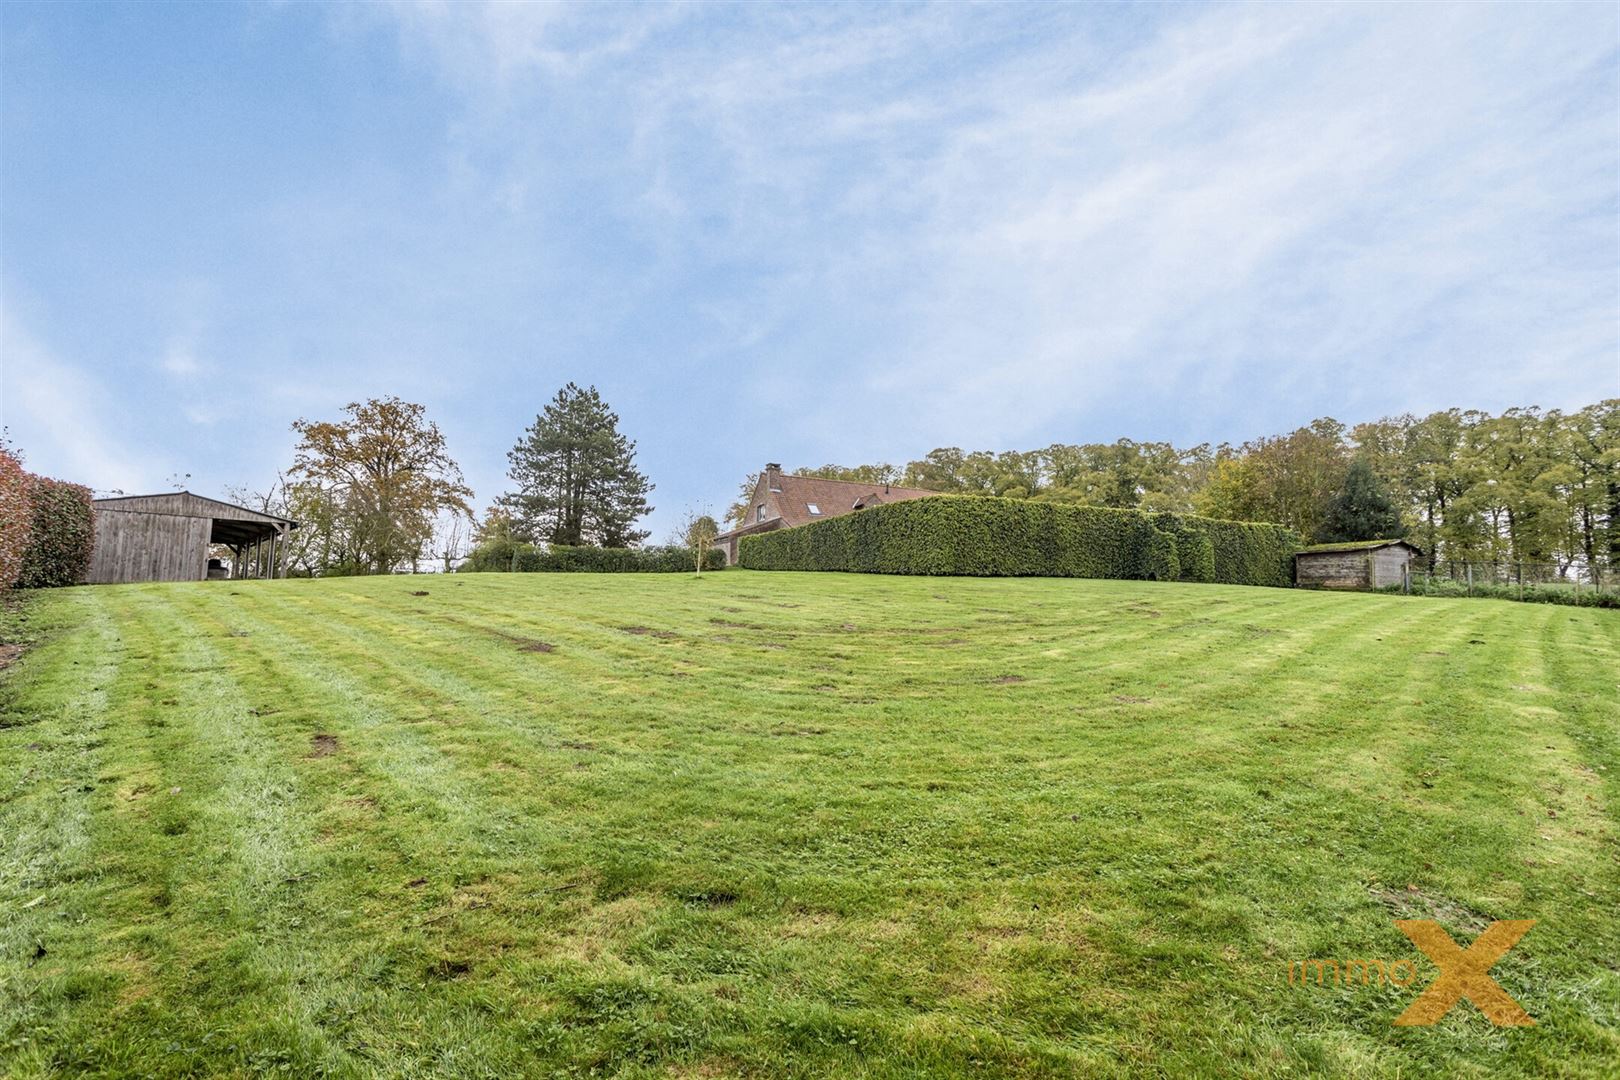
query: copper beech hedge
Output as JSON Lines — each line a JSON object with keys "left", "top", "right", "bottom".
{"left": 738, "top": 495, "right": 1298, "bottom": 587}
{"left": 1, "top": 448, "right": 95, "bottom": 589}
{"left": 0, "top": 448, "right": 29, "bottom": 589}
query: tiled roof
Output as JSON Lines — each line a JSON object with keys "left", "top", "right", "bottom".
{"left": 767, "top": 473, "right": 939, "bottom": 528}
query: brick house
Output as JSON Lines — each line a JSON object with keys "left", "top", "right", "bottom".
{"left": 715, "top": 463, "right": 940, "bottom": 565}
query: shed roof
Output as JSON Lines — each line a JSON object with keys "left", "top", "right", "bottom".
{"left": 92, "top": 491, "right": 295, "bottom": 527}
{"left": 92, "top": 491, "right": 297, "bottom": 546}
{"left": 1296, "top": 538, "right": 1423, "bottom": 555}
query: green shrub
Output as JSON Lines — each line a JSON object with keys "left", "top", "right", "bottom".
{"left": 739, "top": 496, "right": 1297, "bottom": 586}
{"left": 1141, "top": 525, "right": 1180, "bottom": 581}
{"left": 0, "top": 448, "right": 29, "bottom": 590}
{"left": 459, "top": 537, "right": 541, "bottom": 573}
{"left": 460, "top": 542, "right": 724, "bottom": 573}
{"left": 1177, "top": 533, "right": 1216, "bottom": 584}
{"left": 17, "top": 475, "right": 95, "bottom": 588}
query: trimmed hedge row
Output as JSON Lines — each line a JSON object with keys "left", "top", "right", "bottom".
{"left": 461, "top": 541, "right": 725, "bottom": 574}
{"left": 0, "top": 449, "right": 29, "bottom": 590}
{"left": 737, "top": 496, "right": 1298, "bottom": 586}
{"left": 17, "top": 476, "right": 96, "bottom": 588}
{"left": 1, "top": 450, "right": 95, "bottom": 590}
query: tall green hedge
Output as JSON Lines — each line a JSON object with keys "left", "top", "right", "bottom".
{"left": 16, "top": 475, "right": 95, "bottom": 588}
{"left": 461, "top": 541, "right": 725, "bottom": 574}
{"left": 737, "top": 496, "right": 1297, "bottom": 586}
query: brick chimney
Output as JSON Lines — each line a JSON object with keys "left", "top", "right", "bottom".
{"left": 765, "top": 463, "right": 783, "bottom": 491}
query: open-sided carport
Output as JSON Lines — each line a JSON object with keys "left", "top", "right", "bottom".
{"left": 85, "top": 492, "right": 297, "bottom": 584}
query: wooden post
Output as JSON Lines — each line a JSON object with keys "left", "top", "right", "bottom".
{"left": 1402, "top": 562, "right": 1410, "bottom": 595}
{"left": 1466, "top": 564, "right": 1472, "bottom": 596}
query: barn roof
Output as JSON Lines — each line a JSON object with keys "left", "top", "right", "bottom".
{"left": 92, "top": 491, "right": 295, "bottom": 527}
{"left": 1297, "top": 538, "right": 1423, "bottom": 555}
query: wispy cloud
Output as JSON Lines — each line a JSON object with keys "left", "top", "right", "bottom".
{"left": 0, "top": 311, "right": 164, "bottom": 492}
{"left": 370, "top": 0, "right": 1618, "bottom": 457}
{"left": 4, "top": 2, "right": 1613, "bottom": 534}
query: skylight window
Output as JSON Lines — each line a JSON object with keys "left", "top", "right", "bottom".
{"left": 807, "top": 503, "right": 821, "bottom": 515}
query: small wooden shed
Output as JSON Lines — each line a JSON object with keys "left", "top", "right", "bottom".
{"left": 86, "top": 492, "right": 296, "bottom": 584}
{"left": 1295, "top": 539, "right": 1422, "bottom": 590}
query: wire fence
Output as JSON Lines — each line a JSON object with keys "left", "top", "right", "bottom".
{"left": 1402, "top": 560, "right": 1619, "bottom": 603}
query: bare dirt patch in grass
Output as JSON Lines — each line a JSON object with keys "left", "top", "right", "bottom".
{"left": 432, "top": 956, "right": 472, "bottom": 979}
{"left": 308, "top": 734, "right": 340, "bottom": 758}
{"left": 0, "top": 642, "right": 23, "bottom": 671}
{"left": 1370, "top": 884, "right": 1491, "bottom": 932}
{"left": 991, "top": 674, "right": 1026, "bottom": 685}
{"left": 622, "top": 625, "right": 676, "bottom": 639}
{"left": 430, "top": 612, "right": 555, "bottom": 654}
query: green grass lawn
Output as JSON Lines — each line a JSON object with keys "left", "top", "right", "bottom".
{"left": 1, "top": 572, "right": 1616, "bottom": 1078}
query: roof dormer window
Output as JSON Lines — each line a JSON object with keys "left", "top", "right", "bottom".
{"left": 807, "top": 503, "right": 821, "bottom": 515}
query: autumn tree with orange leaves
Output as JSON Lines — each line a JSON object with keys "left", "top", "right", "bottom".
{"left": 289, "top": 397, "right": 473, "bottom": 574}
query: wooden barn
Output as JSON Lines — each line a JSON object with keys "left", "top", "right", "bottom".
{"left": 86, "top": 492, "right": 296, "bottom": 584}
{"left": 1294, "top": 539, "right": 1422, "bottom": 590}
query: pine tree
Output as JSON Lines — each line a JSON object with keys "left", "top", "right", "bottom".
{"left": 1316, "top": 457, "right": 1406, "bottom": 543}
{"left": 501, "top": 384, "right": 653, "bottom": 547}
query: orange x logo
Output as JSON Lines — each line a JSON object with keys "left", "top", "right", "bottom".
{"left": 1393, "top": 919, "right": 1536, "bottom": 1026}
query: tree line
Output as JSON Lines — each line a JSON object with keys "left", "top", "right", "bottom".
{"left": 240, "top": 384, "right": 652, "bottom": 576}
{"left": 240, "top": 392, "right": 1616, "bottom": 577}
{"left": 735, "top": 401, "right": 1619, "bottom": 575}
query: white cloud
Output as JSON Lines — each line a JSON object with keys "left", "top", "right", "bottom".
{"left": 359, "top": 1, "right": 683, "bottom": 90}
{"left": 161, "top": 341, "right": 202, "bottom": 377}
{"left": 0, "top": 311, "right": 164, "bottom": 493}
{"left": 331, "top": 1, "right": 1620, "bottom": 468}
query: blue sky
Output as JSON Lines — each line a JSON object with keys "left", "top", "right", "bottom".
{"left": 3, "top": 1, "right": 1616, "bottom": 542}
